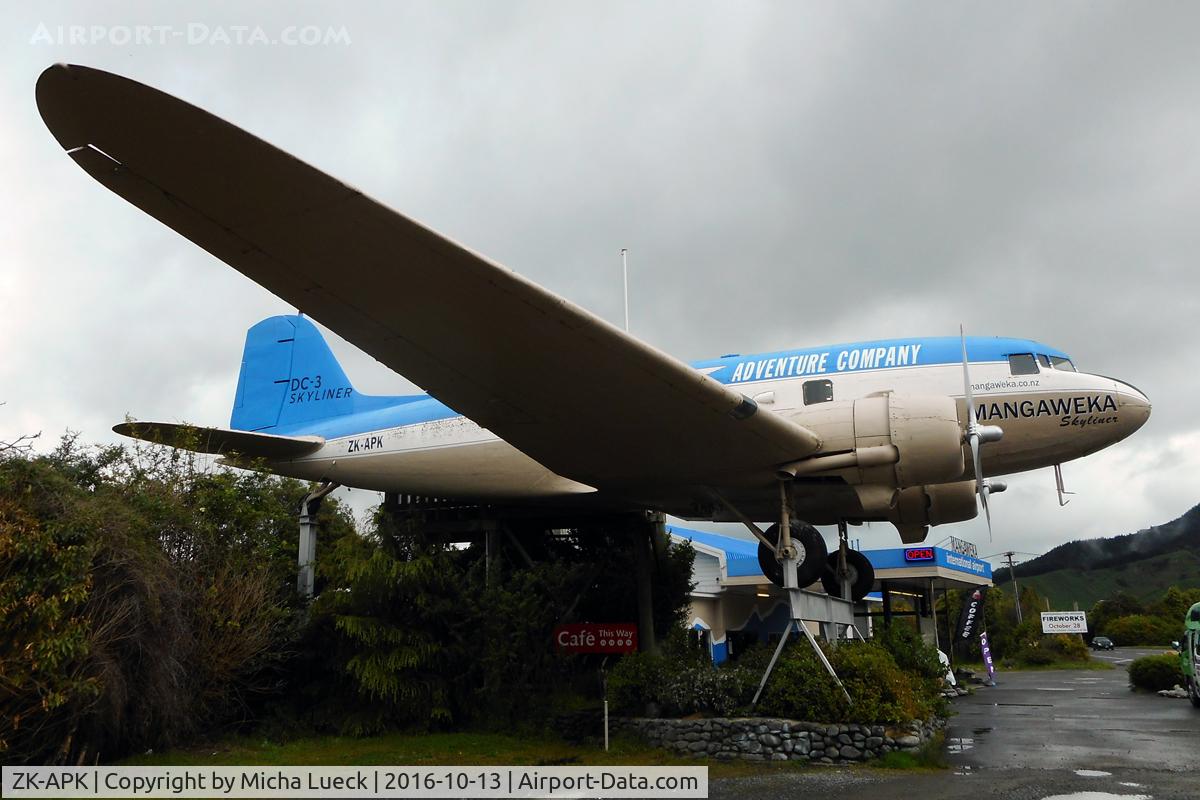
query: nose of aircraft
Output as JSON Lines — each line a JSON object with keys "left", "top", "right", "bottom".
{"left": 1113, "top": 379, "right": 1151, "bottom": 437}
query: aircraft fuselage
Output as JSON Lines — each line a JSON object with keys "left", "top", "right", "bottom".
{"left": 261, "top": 335, "right": 1150, "bottom": 523}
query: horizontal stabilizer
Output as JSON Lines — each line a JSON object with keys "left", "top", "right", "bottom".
{"left": 114, "top": 421, "right": 324, "bottom": 460}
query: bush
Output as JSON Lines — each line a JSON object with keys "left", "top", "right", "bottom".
{"left": 295, "top": 516, "right": 698, "bottom": 734}
{"left": 1103, "top": 614, "right": 1178, "bottom": 646}
{"left": 607, "top": 651, "right": 669, "bottom": 715}
{"left": 875, "top": 624, "right": 946, "bottom": 683}
{"left": 757, "top": 639, "right": 941, "bottom": 724}
{"left": 755, "top": 644, "right": 846, "bottom": 722}
{"left": 611, "top": 631, "right": 945, "bottom": 724}
{"left": 0, "top": 438, "right": 322, "bottom": 763}
{"left": 1041, "top": 634, "right": 1090, "bottom": 661}
{"left": 1019, "top": 647, "right": 1055, "bottom": 665}
{"left": 607, "top": 630, "right": 747, "bottom": 717}
{"left": 1128, "top": 654, "right": 1185, "bottom": 692}
{"left": 1015, "top": 634, "right": 1090, "bottom": 665}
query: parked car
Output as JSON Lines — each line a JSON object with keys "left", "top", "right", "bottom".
{"left": 1090, "top": 636, "right": 1115, "bottom": 650}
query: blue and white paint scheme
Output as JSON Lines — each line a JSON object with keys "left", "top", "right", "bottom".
{"left": 40, "top": 64, "right": 1152, "bottom": 546}
{"left": 177, "top": 313, "right": 1149, "bottom": 530}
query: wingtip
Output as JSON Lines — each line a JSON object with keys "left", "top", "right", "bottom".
{"left": 36, "top": 62, "right": 91, "bottom": 150}
{"left": 36, "top": 63, "right": 149, "bottom": 152}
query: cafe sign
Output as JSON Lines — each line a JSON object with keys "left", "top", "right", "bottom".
{"left": 554, "top": 623, "right": 638, "bottom": 653}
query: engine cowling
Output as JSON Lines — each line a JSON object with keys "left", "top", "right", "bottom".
{"left": 787, "top": 393, "right": 965, "bottom": 489}
{"left": 890, "top": 481, "right": 980, "bottom": 527}
{"left": 887, "top": 480, "right": 980, "bottom": 543}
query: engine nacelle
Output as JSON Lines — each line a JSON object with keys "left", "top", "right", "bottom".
{"left": 890, "top": 481, "right": 980, "bottom": 528}
{"left": 788, "top": 393, "right": 965, "bottom": 488}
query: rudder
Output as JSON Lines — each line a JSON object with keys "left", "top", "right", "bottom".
{"left": 230, "top": 315, "right": 359, "bottom": 431}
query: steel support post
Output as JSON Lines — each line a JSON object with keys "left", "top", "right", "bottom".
{"left": 297, "top": 481, "right": 338, "bottom": 599}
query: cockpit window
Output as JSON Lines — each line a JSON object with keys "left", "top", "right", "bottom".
{"left": 1008, "top": 353, "right": 1039, "bottom": 375}
{"left": 1049, "top": 356, "right": 1076, "bottom": 372}
{"left": 1038, "top": 354, "right": 1052, "bottom": 368}
{"left": 803, "top": 379, "right": 834, "bottom": 405}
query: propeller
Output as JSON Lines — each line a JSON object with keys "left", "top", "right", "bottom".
{"left": 960, "top": 325, "right": 1004, "bottom": 538}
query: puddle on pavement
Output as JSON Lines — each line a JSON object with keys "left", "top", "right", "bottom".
{"left": 972, "top": 727, "right": 993, "bottom": 735}
{"left": 946, "top": 737, "right": 974, "bottom": 752}
{"left": 1039, "top": 794, "right": 1150, "bottom": 800}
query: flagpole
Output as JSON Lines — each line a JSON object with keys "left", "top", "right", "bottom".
{"left": 620, "top": 248, "right": 629, "bottom": 333}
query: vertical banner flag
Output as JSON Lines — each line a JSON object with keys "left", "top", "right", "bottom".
{"left": 956, "top": 587, "right": 988, "bottom": 640}
{"left": 980, "top": 630, "right": 997, "bottom": 685}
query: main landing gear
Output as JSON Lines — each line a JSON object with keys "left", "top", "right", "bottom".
{"left": 756, "top": 520, "right": 827, "bottom": 588}
{"left": 820, "top": 521, "right": 875, "bottom": 603}
{"left": 757, "top": 517, "right": 874, "bottom": 602}
{"left": 712, "top": 482, "right": 874, "bottom": 602}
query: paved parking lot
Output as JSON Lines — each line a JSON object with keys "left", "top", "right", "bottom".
{"left": 711, "top": 648, "right": 1200, "bottom": 800}
{"left": 946, "top": 647, "right": 1199, "bottom": 772}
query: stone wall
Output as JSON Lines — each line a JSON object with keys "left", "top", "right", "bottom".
{"left": 612, "top": 716, "right": 944, "bottom": 763}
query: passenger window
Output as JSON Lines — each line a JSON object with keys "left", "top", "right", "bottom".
{"left": 1008, "top": 354, "right": 1039, "bottom": 375}
{"left": 803, "top": 379, "right": 833, "bottom": 405}
{"left": 1049, "top": 356, "right": 1076, "bottom": 372}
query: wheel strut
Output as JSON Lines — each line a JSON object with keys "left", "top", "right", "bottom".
{"left": 778, "top": 480, "right": 798, "bottom": 589}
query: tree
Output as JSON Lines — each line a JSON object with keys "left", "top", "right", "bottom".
{"left": 1089, "top": 591, "right": 1146, "bottom": 637}
{"left": 1, "top": 435, "right": 342, "bottom": 763}
{"left": 0, "top": 402, "right": 40, "bottom": 457}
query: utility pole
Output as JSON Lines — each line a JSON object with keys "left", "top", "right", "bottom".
{"left": 1004, "top": 551, "right": 1023, "bottom": 623}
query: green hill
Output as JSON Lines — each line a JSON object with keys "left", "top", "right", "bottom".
{"left": 998, "top": 548, "right": 1200, "bottom": 611}
{"left": 994, "top": 503, "right": 1200, "bottom": 610}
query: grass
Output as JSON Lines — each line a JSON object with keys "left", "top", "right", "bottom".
{"left": 117, "top": 731, "right": 804, "bottom": 778}
{"left": 870, "top": 733, "right": 947, "bottom": 771}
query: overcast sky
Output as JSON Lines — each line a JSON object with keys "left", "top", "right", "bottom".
{"left": 4, "top": 1, "right": 1198, "bottom": 566}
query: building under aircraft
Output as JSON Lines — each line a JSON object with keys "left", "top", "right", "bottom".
{"left": 670, "top": 527, "right": 992, "bottom": 663}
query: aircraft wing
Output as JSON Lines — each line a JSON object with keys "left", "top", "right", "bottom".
{"left": 39, "top": 64, "right": 822, "bottom": 491}
{"left": 114, "top": 421, "right": 324, "bottom": 460}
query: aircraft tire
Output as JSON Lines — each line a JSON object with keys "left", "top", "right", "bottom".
{"left": 820, "top": 549, "right": 875, "bottom": 602}
{"left": 757, "top": 520, "right": 828, "bottom": 589}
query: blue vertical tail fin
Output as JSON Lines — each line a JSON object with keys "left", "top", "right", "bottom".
{"left": 231, "top": 315, "right": 409, "bottom": 431}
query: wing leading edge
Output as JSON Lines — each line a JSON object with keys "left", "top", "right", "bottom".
{"left": 40, "top": 64, "right": 821, "bottom": 492}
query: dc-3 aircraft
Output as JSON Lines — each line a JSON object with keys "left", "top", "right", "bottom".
{"left": 37, "top": 64, "right": 1151, "bottom": 600}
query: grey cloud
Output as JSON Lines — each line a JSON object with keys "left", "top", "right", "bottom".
{"left": 4, "top": 0, "right": 1197, "bottom": 562}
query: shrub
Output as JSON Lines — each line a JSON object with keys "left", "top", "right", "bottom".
{"left": 835, "top": 641, "right": 940, "bottom": 722}
{"left": 606, "top": 652, "right": 668, "bottom": 715}
{"left": 0, "top": 439, "right": 319, "bottom": 763}
{"left": 0, "top": 496, "right": 97, "bottom": 763}
{"left": 757, "top": 639, "right": 940, "bottom": 723}
{"left": 1128, "top": 654, "right": 1185, "bottom": 692}
{"left": 875, "top": 624, "right": 946, "bottom": 683}
{"left": 299, "top": 516, "right": 698, "bottom": 733}
{"left": 1103, "top": 614, "right": 1178, "bottom": 647}
{"left": 1016, "top": 633, "right": 1090, "bottom": 665}
{"left": 755, "top": 644, "right": 846, "bottom": 722}
{"left": 607, "top": 630, "right": 747, "bottom": 717}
